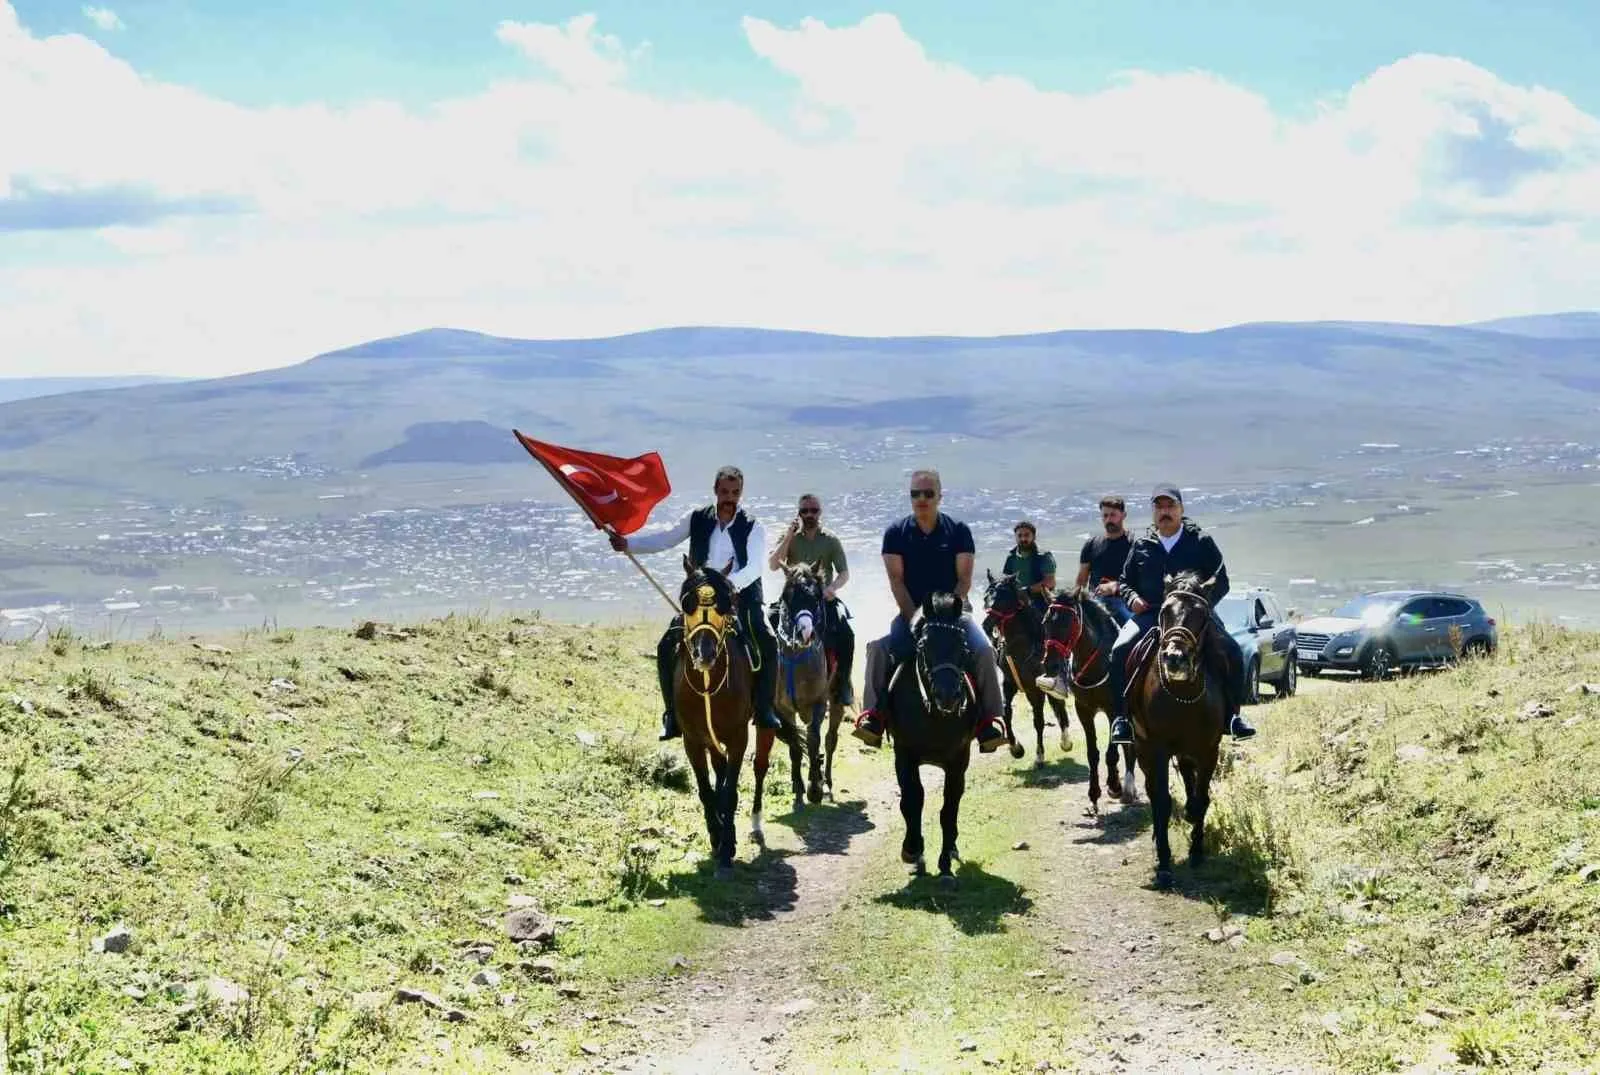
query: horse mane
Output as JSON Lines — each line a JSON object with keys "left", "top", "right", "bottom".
{"left": 1167, "top": 569, "right": 1208, "bottom": 597}
{"left": 1071, "top": 586, "right": 1119, "bottom": 647}
{"left": 925, "top": 592, "right": 963, "bottom": 621}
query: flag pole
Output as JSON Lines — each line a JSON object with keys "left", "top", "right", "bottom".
{"left": 605, "top": 524, "right": 682, "bottom": 616}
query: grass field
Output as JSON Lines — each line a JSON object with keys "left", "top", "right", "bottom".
{"left": 2, "top": 609, "right": 1596, "bottom": 1072}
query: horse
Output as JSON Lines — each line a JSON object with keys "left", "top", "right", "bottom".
{"left": 983, "top": 570, "right": 1068, "bottom": 766}
{"left": 673, "top": 555, "right": 808, "bottom": 878}
{"left": 885, "top": 591, "right": 980, "bottom": 884}
{"left": 1127, "top": 570, "right": 1227, "bottom": 889}
{"left": 1039, "top": 587, "right": 1140, "bottom": 814}
{"left": 768, "top": 562, "right": 847, "bottom": 814}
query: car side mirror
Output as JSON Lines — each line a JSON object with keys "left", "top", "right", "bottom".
{"left": 1286, "top": 608, "right": 1298, "bottom": 620}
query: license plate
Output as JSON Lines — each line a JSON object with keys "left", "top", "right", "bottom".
{"left": 1297, "top": 649, "right": 1320, "bottom": 661}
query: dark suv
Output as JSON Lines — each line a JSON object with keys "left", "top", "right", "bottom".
{"left": 1294, "top": 590, "right": 1497, "bottom": 679}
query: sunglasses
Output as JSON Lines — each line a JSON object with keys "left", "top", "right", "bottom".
{"left": 799, "top": 508, "right": 820, "bottom": 516}
{"left": 909, "top": 488, "right": 937, "bottom": 500}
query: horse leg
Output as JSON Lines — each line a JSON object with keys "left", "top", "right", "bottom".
{"left": 1187, "top": 754, "right": 1217, "bottom": 867}
{"left": 1178, "top": 758, "right": 1199, "bottom": 825}
{"left": 937, "top": 760, "right": 966, "bottom": 884}
{"left": 804, "top": 699, "right": 824, "bottom": 805}
{"left": 1001, "top": 673, "right": 1022, "bottom": 755}
{"left": 1142, "top": 745, "right": 1175, "bottom": 889}
{"left": 709, "top": 750, "right": 735, "bottom": 878}
{"left": 750, "top": 727, "right": 775, "bottom": 843}
{"left": 894, "top": 748, "right": 926, "bottom": 875}
{"left": 688, "top": 745, "right": 719, "bottom": 859}
{"left": 1119, "top": 740, "right": 1139, "bottom": 805}
{"left": 1031, "top": 687, "right": 1047, "bottom": 768}
{"left": 823, "top": 699, "right": 842, "bottom": 801}
{"left": 1053, "top": 693, "right": 1071, "bottom": 754}
{"left": 1076, "top": 697, "right": 1102, "bottom": 816}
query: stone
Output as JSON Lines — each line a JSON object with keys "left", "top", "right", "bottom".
{"left": 93, "top": 925, "right": 133, "bottom": 954}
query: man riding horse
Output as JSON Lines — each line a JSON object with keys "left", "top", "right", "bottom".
{"left": 1000, "top": 519, "right": 1055, "bottom": 617}
{"left": 1105, "top": 484, "right": 1257, "bottom": 746}
{"left": 851, "top": 468, "right": 1009, "bottom": 753}
{"left": 1038, "top": 494, "right": 1132, "bottom": 700}
{"left": 767, "top": 493, "right": 855, "bottom": 710}
{"left": 609, "top": 465, "right": 785, "bottom": 740}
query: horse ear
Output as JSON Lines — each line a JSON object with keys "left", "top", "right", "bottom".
{"left": 986, "top": 568, "right": 996, "bottom": 585}
{"left": 1201, "top": 574, "right": 1220, "bottom": 600}
{"left": 807, "top": 560, "right": 821, "bottom": 577}
{"left": 1163, "top": 572, "right": 1174, "bottom": 590}
{"left": 683, "top": 553, "right": 695, "bottom": 576}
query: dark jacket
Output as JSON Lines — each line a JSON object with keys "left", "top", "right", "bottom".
{"left": 1118, "top": 518, "right": 1230, "bottom": 611}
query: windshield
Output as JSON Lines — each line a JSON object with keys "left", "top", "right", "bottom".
{"left": 1330, "top": 595, "right": 1402, "bottom": 627}
{"left": 1214, "top": 596, "right": 1253, "bottom": 630}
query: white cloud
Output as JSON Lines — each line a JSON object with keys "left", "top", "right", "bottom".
{"left": 1, "top": 4, "right": 1599, "bottom": 377}
{"left": 81, "top": 5, "right": 122, "bottom": 31}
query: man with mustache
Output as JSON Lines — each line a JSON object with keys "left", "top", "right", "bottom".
{"left": 611, "top": 465, "right": 785, "bottom": 741}
{"left": 1037, "top": 494, "right": 1132, "bottom": 700}
{"left": 1103, "top": 484, "right": 1256, "bottom": 746}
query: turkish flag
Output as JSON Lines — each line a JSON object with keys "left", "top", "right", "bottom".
{"left": 513, "top": 431, "right": 671, "bottom": 536}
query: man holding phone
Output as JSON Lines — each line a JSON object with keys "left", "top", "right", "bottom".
{"left": 768, "top": 493, "right": 856, "bottom": 708}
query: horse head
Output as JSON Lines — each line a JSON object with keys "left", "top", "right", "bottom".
{"left": 778, "top": 561, "right": 826, "bottom": 651}
{"left": 983, "top": 569, "right": 1024, "bottom": 619}
{"left": 1159, "top": 570, "right": 1217, "bottom": 684}
{"left": 681, "top": 554, "right": 736, "bottom": 674}
{"left": 1040, "top": 587, "right": 1081, "bottom": 676}
{"left": 916, "top": 591, "right": 972, "bottom": 718}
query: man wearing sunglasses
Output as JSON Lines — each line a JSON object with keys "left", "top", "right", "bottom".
{"left": 851, "top": 469, "right": 1008, "bottom": 752}
{"left": 768, "top": 493, "right": 856, "bottom": 709}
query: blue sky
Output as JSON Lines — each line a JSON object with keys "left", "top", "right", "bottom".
{"left": 15, "top": 0, "right": 1600, "bottom": 113}
{"left": 3, "top": 2, "right": 1599, "bottom": 376}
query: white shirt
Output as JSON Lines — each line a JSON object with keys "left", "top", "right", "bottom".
{"left": 1159, "top": 529, "right": 1182, "bottom": 553}
{"left": 627, "top": 509, "right": 768, "bottom": 593}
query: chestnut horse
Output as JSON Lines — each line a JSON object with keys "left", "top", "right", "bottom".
{"left": 765, "top": 563, "right": 845, "bottom": 824}
{"left": 1128, "top": 570, "right": 1226, "bottom": 889}
{"left": 674, "top": 556, "right": 807, "bottom": 878}
{"left": 1039, "top": 587, "right": 1139, "bottom": 814}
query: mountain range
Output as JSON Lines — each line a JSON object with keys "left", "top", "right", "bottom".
{"left": 1, "top": 313, "right": 1596, "bottom": 514}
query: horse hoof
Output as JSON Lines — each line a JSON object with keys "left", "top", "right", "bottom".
{"left": 793, "top": 797, "right": 805, "bottom": 815}
{"left": 910, "top": 858, "right": 927, "bottom": 876}
{"left": 901, "top": 847, "right": 920, "bottom": 865}
{"left": 1009, "top": 742, "right": 1026, "bottom": 760}
{"left": 715, "top": 865, "right": 735, "bottom": 881}
{"left": 938, "top": 873, "right": 956, "bottom": 888}
{"left": 1153, "top": 866, "right": 1175, "bottom": 890}
{"left": 807, "top": 784, "right": 823, "bottom": 805}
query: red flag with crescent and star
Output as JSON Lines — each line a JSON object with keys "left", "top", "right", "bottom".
{"left": 513, "top": 431, "right": 671, "bottom": 536}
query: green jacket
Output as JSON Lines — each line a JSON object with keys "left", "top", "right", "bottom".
{"left": 1002, "top": 546, "right": 1057, "bottom": 591}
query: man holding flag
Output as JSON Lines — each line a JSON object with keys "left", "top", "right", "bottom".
{"left": 609, "top": 466, "right": 784, "bottom": 740}
{"left": 514, "top": 434, "right": 784, "bottom": 741}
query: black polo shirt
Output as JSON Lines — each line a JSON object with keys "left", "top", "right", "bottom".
{"left": 882, "top": 512, "right": 975, "bottom": 609}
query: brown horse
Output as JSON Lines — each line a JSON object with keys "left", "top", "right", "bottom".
{"left": 1039, "top": 587, "right": 1139, "bottom": 814}
{"left": 673, "top": 555, "right": 807, "bottom": 878}
{"left": 1127, "top": 570, "right": 1226, "bottom": 889}
{"left": 764, "top": 563, "right": 846, "bottom": 828}
{"left": 982, "top": 570, "right": 1064, "bottom": 764}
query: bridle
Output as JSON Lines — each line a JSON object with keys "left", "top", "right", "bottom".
{"left": 1042, "top": 592, "right": 1109, "bottom": 690}
{"left": 775, "top": 579, "right": 826, "bottom": 658}
{"left": 914, "top": 618, "right": 973, "bottom": 718}
{"left": 679, "top": 575, "right": 734, "bottom": 755}
{"left": 1156, "top": 585, "right": 1213, "bottom": 705}
{"left": 986, "top": 577, "right": 1045, "bottom": 694}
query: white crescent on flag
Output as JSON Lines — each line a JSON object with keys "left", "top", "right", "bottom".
{"left": 559, "top": 463, "right": 620, "bottom": 504}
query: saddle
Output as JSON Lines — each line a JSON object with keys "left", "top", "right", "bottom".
{"left": 1123, "top": 628, "right": 1161, "bottom": 701}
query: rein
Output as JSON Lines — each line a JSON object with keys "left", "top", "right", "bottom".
{"left": 914, "top": 619, "right": 972, "bottom": 717}
{"left": 679, "top": 580, "right": 735, "bottom": 758}
{"left": 1043, "top": 594, "right": 1109, "bottom": 690}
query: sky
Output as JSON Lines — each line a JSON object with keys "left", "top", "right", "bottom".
{"left": 3, "top": 1, "right": 1599, "bottom": 377}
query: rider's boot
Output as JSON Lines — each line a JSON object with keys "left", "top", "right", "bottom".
{"left": 851, "top": 708, "right": 884, "bottom": 748}
{"left": 1035, "top": 668, "right": 1071, "bottom": 700}
{"left": 975, "top": 713, "right": 1008, "bottom": 753}
{"left": 1228, "top": 712, "right": 1257, "bottom": 740}
{"left": 1109, "top": 707, "right": 1133, "bottom": 746}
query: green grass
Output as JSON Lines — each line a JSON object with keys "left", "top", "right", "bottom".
{"left": 780, "top": 761, "right": 1091, "bottom": 1073}
{"left": 0, "top": 612, "right": 797, "bottom": 1072}
{"left": 1204, "top": 624, "right": 1600, "bottom": 1072}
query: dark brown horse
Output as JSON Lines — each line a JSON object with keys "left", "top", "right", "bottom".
{"left": 674, "top": 556, "right": 807, "bottom": 878}
{"left": 1127, "top": 570, "right": 1226, "bottom": 889}
{"left": 1039, "top": 587, "right": 1139, "bottom": 814}
{"left": 982, "top": 570, "right": 1065, "bottom": 765}
{"left": 886, "top": 591, "right": 978, "bottom": 883}
{"left": 766, "top": 563, "right": 845, "bottom": 823}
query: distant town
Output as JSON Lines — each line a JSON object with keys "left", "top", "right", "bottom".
{"left": 2, "top": 435, "right": 1597, "bottom": 640}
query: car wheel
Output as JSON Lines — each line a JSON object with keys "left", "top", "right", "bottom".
{"left": 1463, "top": 638, "right": 1491, "bottom": 660}
{"left": 1244, "top": 658, "right": 1261, "bottom": 704}
{"left": 1278, "top": 656, "right": 1297, "bottom": 698}
{"left": 1364, "top": 642, "right": 1395, "bottom": 681}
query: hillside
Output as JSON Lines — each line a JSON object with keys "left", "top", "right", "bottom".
{"left": 2, "top": 613, "right": 1595, "bottom": 1072}
{"left": 0, "top": 376, "right": 186, "bottom": 406}
{"left": 2, "top": 316, "right": 1599, "bottom": 513}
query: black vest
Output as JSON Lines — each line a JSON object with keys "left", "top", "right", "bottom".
{"left": 688, "top": 506, "right": 754, "bottom": 573}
